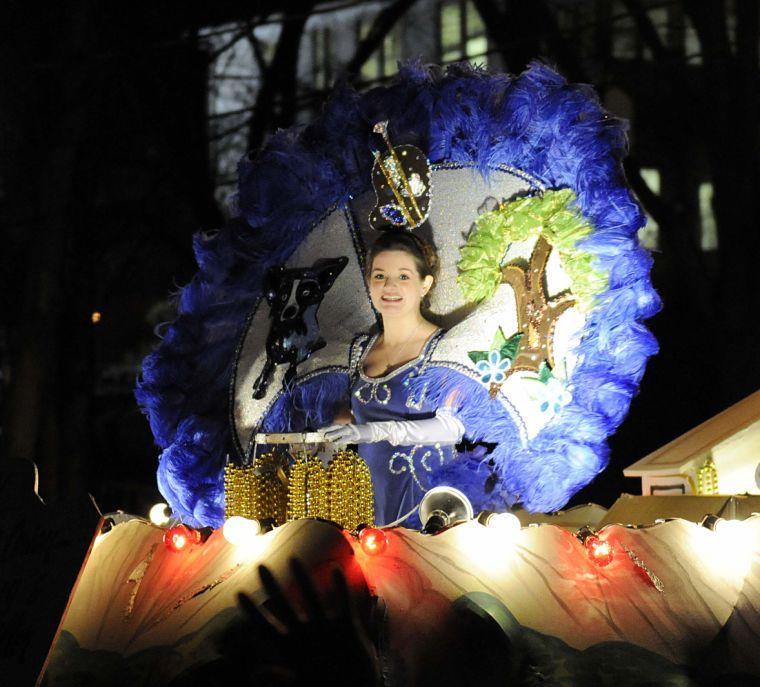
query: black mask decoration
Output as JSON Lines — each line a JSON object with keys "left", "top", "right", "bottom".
{"left": 252, "top": 256, "right": 348, "bottom": 400}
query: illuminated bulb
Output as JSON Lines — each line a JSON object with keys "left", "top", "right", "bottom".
{"left": 91, "top": 311, "right": 102, "bottom": 324}
{"left": 163, "top": 524, "right": 200, "bottom": 552}
{"left": 358, "top": 527, "right": 387, "bottom": 556}
{"left": 714, "top": 518, "right": 742, "bottom": 534}
{"left": 485, "top": 512, "right": 521, "bottom": 534}
{"left": 222, "top": 516, "right": 262, "bottom": 546}
{"left": 584, "top": 535, "right": 613, "bottom": 567}
{"left": 713, "top": 518, "right": 746, "bottom": 549}
{"left": 149, "top": 503, "right": 171, "bottom": 526}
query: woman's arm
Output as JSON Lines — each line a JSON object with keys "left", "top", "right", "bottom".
{"left": 321, "top": 408, "right": 464, "bottom": 446}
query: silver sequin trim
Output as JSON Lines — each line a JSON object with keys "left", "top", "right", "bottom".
{"left": 353, "top": 381, "right": 392, "bottom": 405}
{"left": 389, "top": 443, "right": 445, "bottom": 491}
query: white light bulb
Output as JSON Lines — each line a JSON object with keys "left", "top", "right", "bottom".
{"left": 713, "top": 518, "right": 745, "bottom": 548}
{"left": 149, "top": 503, "right": 171, "bottom": 526}
{"left": 223, "top": 516, "right": 262, "bottom": 546}
{"left": 486, "top": 512, "right": 521, "bottom": 534}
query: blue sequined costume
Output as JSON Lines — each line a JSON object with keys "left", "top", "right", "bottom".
{"left": 349, "top": 329, "right": 458, "bottom": 526}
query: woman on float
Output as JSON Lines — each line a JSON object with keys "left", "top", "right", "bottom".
{"left": 321, "top": 231, "right": 463, "bottom": 526}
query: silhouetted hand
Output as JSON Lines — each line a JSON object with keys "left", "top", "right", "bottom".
{"left": 222, "top": 558, "right": 381, "bottom": 687}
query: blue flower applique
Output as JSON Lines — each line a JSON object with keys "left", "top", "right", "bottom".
{"left": 540, "top": 377, "right": 572, "bottom": 414}
{"left": 475, "top": 349, "right": 511, "bottom": 385}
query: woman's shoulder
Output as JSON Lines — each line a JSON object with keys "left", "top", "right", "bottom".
{"left": 349, "top": 331, "right": 375, "bottom": 353}
{"left": 348, "top": 331, "right": 376, "bottom": 375}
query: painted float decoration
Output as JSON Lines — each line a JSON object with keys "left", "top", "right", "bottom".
{"left": 41, "top": 64, "right": 760, "bottom": 685}
{"left": 135, "top": 62, "right": 660, "bottom": 529}
{"left": 40, "top": 509, "right": 760, "bottom": 684}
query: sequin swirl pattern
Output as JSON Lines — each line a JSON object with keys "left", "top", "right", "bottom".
{"left": 388, "top": 443, "right": 445, "bottom": 491}
{"left": 353, "top": 381, "right": 392, "bottom": 405}
{"left": 403, "top": 370, "right": 428, "bottom": 410}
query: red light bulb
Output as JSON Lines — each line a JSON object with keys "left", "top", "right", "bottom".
{"left": 584, "top": 535, "right": 613, "bottom": 567}
{"left": 163, "top": 524, "right": 200, "bottom": 552}
{"left": 358, "top": 527, "right": 388, "bottom": 556}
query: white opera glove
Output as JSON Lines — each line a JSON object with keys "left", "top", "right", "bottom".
{"left": 321, "top": 423, "right": 374, "bottom": 445}
{"left": 321, "top": 409, "right": 464, "bottom": 446}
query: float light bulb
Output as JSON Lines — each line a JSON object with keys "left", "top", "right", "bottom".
{"left": 585, "top": 535, "right": 613, "bottom": 567}
{"left": 486, "top": 512, "right": 521, "bottom": 534}
{"left": 222, "top": 516, "right": 262, "bottom": 546}
{"left": 149, "top": 503, "right": 171, "bottom": 526}
{"left": 713, "top": 518, "right": 742, "bottom": 535}
{"left": 713, "top": 518, "right": 746, "bottom": 553}
{"left": 358, "top": 527, "right": 387, "bottom": 556}
{"left": 163, "top": 524, "right": 199, "bottom": 553}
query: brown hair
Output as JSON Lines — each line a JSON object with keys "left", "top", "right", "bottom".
{"left": 365, "top": 231, "right": 439, "bottom": 284}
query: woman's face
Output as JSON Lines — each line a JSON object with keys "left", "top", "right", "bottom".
{"left": 368, "top": 250, "right": 433, "bottom": 320}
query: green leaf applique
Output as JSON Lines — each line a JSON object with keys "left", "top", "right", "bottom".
{"left": 467, "top": 350, "right": 490, "bottom": 365}
{"left": 538, "top": 361, "right": 553, "bottom": 384}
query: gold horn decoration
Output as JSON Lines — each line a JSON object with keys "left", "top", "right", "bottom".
{"left": 328, "top": 449, "right": 375, "bottom": 530}
{"left": 369, "top": 120, "right": 432, "bottom": 231}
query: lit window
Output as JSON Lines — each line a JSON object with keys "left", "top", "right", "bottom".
{"left": 638, "top": 168, "right": 660, "bottom": 250}
{"left": 699, "top": 182, "right": 718, "bottom": 250}
{"left": 611, "top": 0, "right": 637, "bottom": 60}
{"left": 440, "top": 1, "right": 462, "bottom": 63}
{"left": 440, "top": 1, "right": 488, "bottom": 65}
{"left": 647, "top": 6, "right": 668, "bottom": 55}
{"left": 357, "top": 20, "right": 381, "bottom": 82}
{"left": 312, "top": 27, "right": 332, "bottom": 91}
{"left": 383, "top": 31, "right": 397, "bottom": 76}
{"left": 684, "top": 15, "right": 702, "bottom": 65}
{"left": 465, "top": 1, "right": 488, "bottom": 64}
{"left": 356, "top": 17, "right": 401, "bottom": 82}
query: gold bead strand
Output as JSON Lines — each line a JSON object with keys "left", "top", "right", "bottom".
{"left": 287, "top": 453, "right": 308, "bottom": 521}
{"left": 306, "top": 455, "right": 329, "bottom": 519}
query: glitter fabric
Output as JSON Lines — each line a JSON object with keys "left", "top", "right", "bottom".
{"left": 380, "top": 203, "right": 406, "bottom": 225}
{"left": 350, "top": 330, "right": 455, "bottom": 526}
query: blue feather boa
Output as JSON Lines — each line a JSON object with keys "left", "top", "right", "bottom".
{"left": 136, "top": 62, "right": 659, "bottom": 527}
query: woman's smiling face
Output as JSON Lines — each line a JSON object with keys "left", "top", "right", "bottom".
{"left": 369, "top": 250, "right": 433, "bottom": 319}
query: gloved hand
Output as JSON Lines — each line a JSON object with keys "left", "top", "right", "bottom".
{"left": 321, "top": 423, "right": 375, "bottom": 445}
{"left": 320, "top": 409, "right": 464, "bottom": 446}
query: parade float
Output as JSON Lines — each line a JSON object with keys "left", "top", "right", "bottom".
{"left": 39, "top": 64, "right": 760, "bottom": 685}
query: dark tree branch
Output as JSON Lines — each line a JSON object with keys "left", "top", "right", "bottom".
{"left": 624, "top": 157, "right": 672, "bottom": 231}
{"left": 476, "top": 0, "right": 588, "bottom": 81}
{"left": 624, "top": 156, "right": 718, "bottom": 322}
{"left": 247, "top": 1, "right": 317, "bottom": 153}
{"left": 620, "top": 0, "right": 670, "bottom": 61}
{"left": 736, "top": 0, "right": 759, "bottom": 76}
{"left": 341, "top": 0, "right": 417, "bottom": 82}
{"left": 206, "top": 23, "right": 254, "bottom": 63}
{"left": 531, "top": 0, "right": 588, "bottom": 82}
{"left": 682, "top": 0, "right": 732, "bottom": 62}
{"left": 247, "top": 26, "right": 269, "bottom": 75}
{"left": 471, "top": 0, "right": 529, "bottom": 74}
